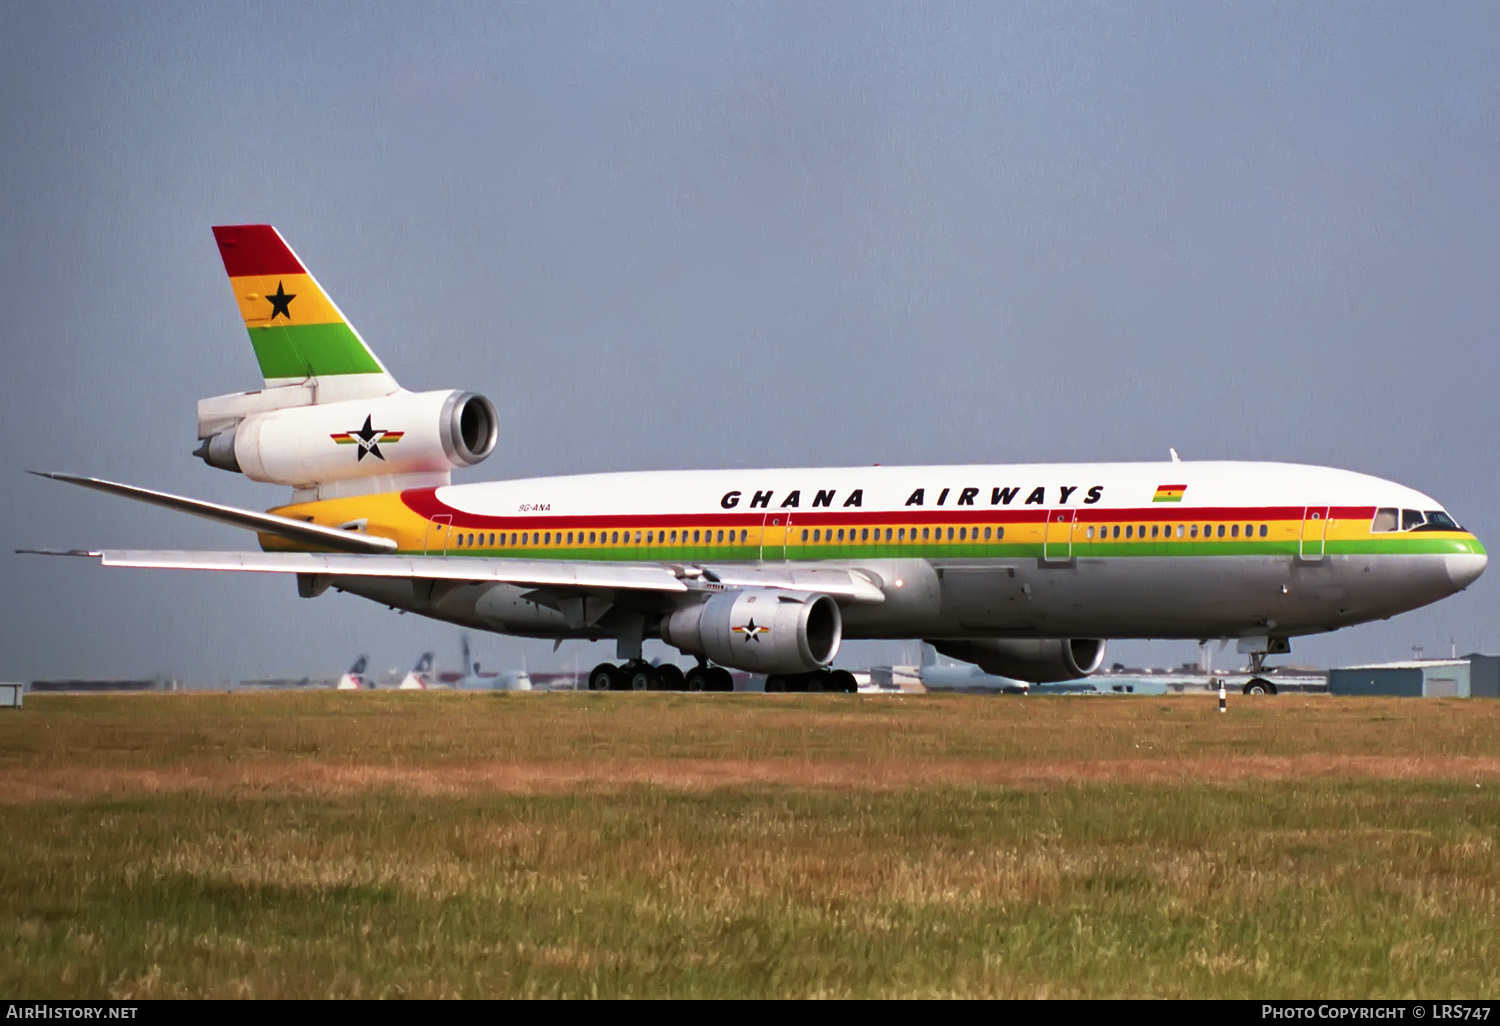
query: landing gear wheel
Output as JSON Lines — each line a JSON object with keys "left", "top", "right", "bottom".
{"left": 627, "top": 664, "right": 659, "bottom": 691}
{"left": 807, "top": 670, "right": 832, "bottom": 693}
{"left": 588, "top": 663, "right": 621, "bottom": 692}
{"left": 765, "top": 675, "right": 785, "bottom": 693}
{"left": 709, "top": 667, "right": 734, "bottom": 692}
{"left": 657, "top": 664, "right": 685, "bottom": 691}
{"left": 685, "top": 666, "right": 710, "bottom": 692}
{"left": 828, "top": 670, "right": 858, "bottom": 694}
{"left": 1242, "top": 677, "right": 1277, "bottom": 695}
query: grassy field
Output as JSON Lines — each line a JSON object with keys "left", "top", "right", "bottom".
{"left": 2, "top": 691, "right": 1499, "bottom": 998}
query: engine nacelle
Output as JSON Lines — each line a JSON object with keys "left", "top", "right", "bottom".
{"left": 197, "top": 389, "right": 497, "bottom": 488}
{"left": 930, "top": 638, "right": 1106, "bottom": 684}
{"left": 662, "top": 589, "right": 842, "bottom": 675}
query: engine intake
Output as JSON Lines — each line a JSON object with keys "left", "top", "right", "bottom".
{"left": 196, "top": 389, "right": 497, "bottom": 487}
{"left": 930, "top": 638, "right": 1106, "bottom": 684}
{"left": 662, "top": 589, "right": 842, "bottom": 675}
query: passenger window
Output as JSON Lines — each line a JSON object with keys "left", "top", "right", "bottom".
{"left": 1086, "top": 526, "right": 1094, "bottom": 539}
{"left": 544, "top": 532, "right": 551, "bottom": 545}
{"left": 984, "top": 526, "right": 992, "bottom": 540}
{"left": 1373, "top": 508, "right": 1398, "bottom": 533}
{"left": 1259, "top": 524, "right": 1267, "bottom": 538}
{"left": 1125, "top": 525, "right": 1132, "bottom": 539}
{"left": 646, "top": 531, "right": 653, "bottom": 544}
{"left": 898, "top": 528, "right": 905, "bottom": 541}
{"left": 996, "top": 526, "right": 1005, "bottom": 540}
{"left": 886, "top": 528, "right": 893, "bottom": 541}
{"left": 456, "top": 534, "right": 464, "bottom": 548}
{"left": 740, "top": 530, "right": 748, "bottom": 542}
{"left": 1151, "top": 525, "right": 1159, "bottom": 539}
{"left": 1402, "top": 509, "right": 1425, "bottom": 531}
{"left": 1216, "top": 524, "right": 1225, "bottom": 538}
{"left": 717, "top": 530, "right": 724, "bottom": 543}
{"left": 1175, "top": 524, "right": 1184, "bottom": 538}
{"left": 862, "top": 528, "right": 869, "bottom": 541}
{"left": 947, "top": 527, "right": 954, "bottom": 540}
{"left": 1190, "top": 525, "right": 1198, "bottom": 539}
{"left": 566, "top": 532, "right": 573, "bottom": 545}
{"left": 1112, "top": 525, "right": 1120, "bottom": 539}
{"left": 1231, "top": 524, "right": 1239, "bottom": 538}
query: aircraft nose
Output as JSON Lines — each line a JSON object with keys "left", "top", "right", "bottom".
{"left": 1446, "top": 551, "right": 1487, "bottom": 591}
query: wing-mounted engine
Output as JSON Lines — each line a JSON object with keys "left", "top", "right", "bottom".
{"left": 662, "top": 589, "right": 842, "bottom": 674}
{"left": 195, "top": 388, "right": 497, "bottom": 497}
{"left": 930, "top": 638, "right": 1106, "bottom": 684}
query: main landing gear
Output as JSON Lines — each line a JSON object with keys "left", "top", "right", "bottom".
{"left": 587, "top": 661, "right": 733, "bottom": 692}
{"left": 1240, "top": 646, "right": 1283, "bottom": 695}
{"left": 764, "top": 669, "right": 858, "bottom": 694}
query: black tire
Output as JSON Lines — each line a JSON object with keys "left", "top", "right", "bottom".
{"left": 628, "top": 665, "right": 658, "bottom": 691}
{"left": 765, "top": 675, "right": 785, "bottom": 693}
{"left": 588, "top": 663, "right": 620, "bottom": 692}
{"left": 807, "top": 670, "right": 831, "bottom": 693}
{"left": 709, "top": 667, "right": 734, "bottom": 692}
{"left": 658, "top": 664, "right": 685, "bottom": 691}
{"left": 1242, "top": 677, "right": 1278, "bottom": 695}
{"left": 829, "top": 670, "right": 857, "bottom": 694}
{"left": 685, "top": 667, "right": 710, "bottom": 692}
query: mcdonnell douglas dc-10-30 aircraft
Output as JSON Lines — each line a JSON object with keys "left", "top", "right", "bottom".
{"left": 23, "top": 226, "right": 1487, "bottom": 693}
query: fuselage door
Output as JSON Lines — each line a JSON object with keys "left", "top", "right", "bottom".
{"left": 760, "top": 511, "right": 788, "bottom": 562}
{"left": 1042, "top": 508, "right": 1076, "bottom": 562}
{"left": 1300, "top": 506, "right": 1329, "bottom": 560}
{"left": 424, "top": 514, "right": 452, "bottom": 556}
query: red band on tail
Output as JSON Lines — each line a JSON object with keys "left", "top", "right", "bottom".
{"left": 212, "top": 225, "right": 305, "bottom": 277}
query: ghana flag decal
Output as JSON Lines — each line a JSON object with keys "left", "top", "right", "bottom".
{"left": 212, "top": 225, "right": 387, "bottom": 382}
{"left": 1153, "top": 484, "right": 1187, "bottom": 503}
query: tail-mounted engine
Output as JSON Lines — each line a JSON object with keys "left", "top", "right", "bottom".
{"left": 662, "top": 589, "right": 842, "bottom": 675}
{"left": 195, "top": 388, "right": 497, "bottom": 490}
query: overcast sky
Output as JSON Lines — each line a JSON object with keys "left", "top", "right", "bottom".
{"left": 3, "top": 2, "right": 1498, "bottom": 684}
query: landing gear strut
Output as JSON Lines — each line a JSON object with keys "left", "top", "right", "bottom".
{"left": 1240, "top": 639, "right": 1288, "bottom": 695}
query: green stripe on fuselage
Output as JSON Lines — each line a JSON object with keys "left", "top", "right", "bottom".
{"left": 247, "top": 323, "right": 382, "bottom": 379}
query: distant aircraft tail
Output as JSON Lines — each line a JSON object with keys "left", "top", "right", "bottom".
{"left": 413, "top": 652, "right": 433, "bottom": 673}
{"left": 211, "top": 225, "right": 397, "bottom": 393}
{"left": 336, "top": 653, "right": 368, "bottom": 691}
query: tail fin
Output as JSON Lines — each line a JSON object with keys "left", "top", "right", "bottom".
{"left": 413, "top": 652, "right": 433, "bottom": 673}
{"left": 211, "top": 225, "right": 397, "bottom": 390}
{"left": 349, "top": 656, "right": 368, "bottom": 676}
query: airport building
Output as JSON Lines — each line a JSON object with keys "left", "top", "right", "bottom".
{"left": 1327, "top": 655, "right": 1500, "bottom": 697}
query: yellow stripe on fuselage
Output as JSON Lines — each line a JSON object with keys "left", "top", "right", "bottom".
{"left": 228, "top": 273, "right": 344, "bottom": 328}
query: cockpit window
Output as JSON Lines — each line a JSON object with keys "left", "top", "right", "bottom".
{"left": 1401, "top": 509, "right": 1425, "bottom": 531}
{"left": 1372, "top": 508, "right": 1398, "bottom": 533}
{"left": 1413, "top": 510, "right": 1462, "bottom": 532}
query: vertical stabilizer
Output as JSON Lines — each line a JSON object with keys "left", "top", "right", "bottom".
{"left": 211, "top": 225, "right": 398, "bottom": 399}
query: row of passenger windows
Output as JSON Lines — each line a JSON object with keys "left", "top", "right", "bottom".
{"left": 800, "top": 526, "right": 1003, "bottom": 542}
{"left": 453, "top": 528, "right": 755, "bottom": 548}
{"left": 450, "top": 522, "right": 1284, "bottom": 549}
{"left": 1087, "top": 523, "right": 1270, "bottom": 540}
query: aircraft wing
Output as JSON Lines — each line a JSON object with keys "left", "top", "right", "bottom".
{"left": 21, "top": 549, "right": 887, "bottom": 604}
{"left": 28, "top": 472, "right": 397, "bottom": 554}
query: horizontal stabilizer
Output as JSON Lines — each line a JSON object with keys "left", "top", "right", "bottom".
{"left": 25, "top": 549, "right": 693, "bottom": 591}
{"left": 28, "top": 471, "right": 397, "bottom": 554}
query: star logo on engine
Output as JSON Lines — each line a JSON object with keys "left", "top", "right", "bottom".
{"left": 329, "top": 415, "right": 405, "bottom": 462}
{"left": 733, "top": 619, "right": 768, "bottom": 642}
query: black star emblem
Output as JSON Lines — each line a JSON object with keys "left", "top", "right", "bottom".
{"left": 352, "top": 415, "right": 385, "bottom": 462}
{"left": 740, "top": 618, "right": 763, "bottom": 642}
{"left": 267, "top": 281, "right": 296, "bottom": 320}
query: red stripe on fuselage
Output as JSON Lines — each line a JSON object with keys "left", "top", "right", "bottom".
{"left": 398, "top": 489, "right": 1374, "bottom": 531}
